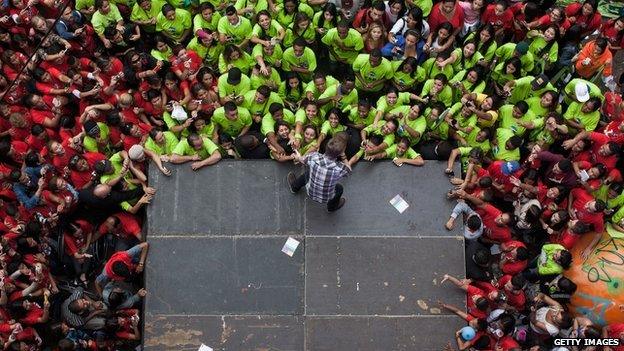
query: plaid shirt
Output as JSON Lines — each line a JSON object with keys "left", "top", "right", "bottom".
{"left": 304, "top": 152, "right": 351, "bottom": 203}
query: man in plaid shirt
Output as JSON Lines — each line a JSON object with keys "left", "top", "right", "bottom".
{"left": 287, "top": 136, "right": 351, "bottom": 212}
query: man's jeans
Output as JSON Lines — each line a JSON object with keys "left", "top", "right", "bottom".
{"left": 291, "top": 171, "right": 344, "bottom": 212}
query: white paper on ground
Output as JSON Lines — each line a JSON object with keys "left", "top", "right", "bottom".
{"left": 282, "top": 237, "right": 300, "bottom": 257}
{"left": 389, "top": 194, "right": 409, "bottom": 213}
{"left": 198, "top": 344, "right": 213, "bottom": 351}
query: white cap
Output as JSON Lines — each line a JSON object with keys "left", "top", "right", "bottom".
{"left": 575, "top": 82, "right": 590, "bottom": 103}
{"left": 128, "top": 144, "right": 145, "bottom": 161}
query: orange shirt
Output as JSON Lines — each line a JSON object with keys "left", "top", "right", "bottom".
{"left": 575, "top": 40, "right": 612, "bottom": 78}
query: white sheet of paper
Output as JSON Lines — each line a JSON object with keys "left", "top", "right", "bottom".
{"left": 198, "top": 344, "right": 213, "bottom": 351}
{"left": 389, "top": 195, "right": 409, "bottom": 213}
{"left": 579, "top": 170, "right": 589, "bottom": 182}
{"left": 282, "top": 237, "right": 300, "bottom": 257}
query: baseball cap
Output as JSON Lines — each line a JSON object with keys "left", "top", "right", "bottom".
{"left": 83, "top": 120, "right": 100, "bottom": 137}
{"left": 531, "top": 74, "right": 549, "bottom": 90}
{"left": 128, "top": 144, "right": 145, "bottom": 161}
{"left": 502, "top": 161, "right": 520, "bottom": 176}
{"left": 515, "top": 42, "right": 529, "bottom": 55}
{"left": 227, "top": 68, "right": 242, "bottom": 85}
{"left": 575, "top": 82, "right": 590, "bottom": 103}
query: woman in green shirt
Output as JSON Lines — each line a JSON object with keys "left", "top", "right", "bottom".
{"left": 440, "top": 40, "right": 483, "bottom": 73}
{"left": 298, "top": 124, "right": 319, "bottom": 156}
{"left": 491, "top": 57, "right": 522, "bottom": 97}
{"left": 193, "top": 2, "right": 221, "bottom": 34}
{"left": 251, "top": 10, "right": 286, "bottom": 47}
{"left": 284, "top": 12, "right": 317, "bottom": 47}
{"left": 391, "top": 57, "right": 423, "bottom": 92}
{"left": 295, "top": 100, "right": 324, "bottom": 129}
{"left": 151, "top": 35, "right": 173, "bottom": 61}
{"left": 317, "top": 108, "right": 347, "bottom": 147}
{"left": 471, "top": 23, "right": 497, "bottom": 64}
{"left": 187, "top": 29, "right": 222, "bottom": 67}
{"left": 450, "top": 66, "right": 486, "bottom": 103}
{"left": 313, "top": 3, "right": 338, "bottom": 37}
{"left": 218, "top": 44, "right": 254, "bottom": 74}
{"left": 278, "top": 72, "right": 306, "bottom": 111}
{"left": 528, "top": 24, "right": 560, "bottom": 75}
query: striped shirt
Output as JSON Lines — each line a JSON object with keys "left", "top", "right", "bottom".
{"left": 304, "top": 152, "right": 350, "bottom": 203}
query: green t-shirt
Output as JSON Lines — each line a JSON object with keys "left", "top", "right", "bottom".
{"left": 251, "top": 43, "right": 284, "bottom": 68}
{"left": 261, "top": 109, "right": 297, "bottom": 136}
{"left": 275, "top": 3, "right": 314, "bottom": 27}
{"left": 283, "top": 21, "right": 317, "bottom": 47}
{"left": 212, "top": 106, "right": 253, "bottom": 136}
{"left": 450, "top": 70, "right": 486, "bottom": 103}
{"left": 76, "top": 0, "right": 95, "bottom": 11}
{"left": 392, "top": 60, "right": 425, "bottom": 90}
{"left": 465, "top": 127, "right": 491, "bottom": 154}
{"left": 278, "top": 81, "right": 306, "bottom": 104}
{"left": 411, "top": 0, "right": 432, "bottom": 16}
{"left": 250, "top": 67, "right": 282, "bottom": 90}
{"left": 508, "top": 76, "right": 556, "bottom": 104}
{"left": 91, "top": 3, "right": 123, "bottom": 34}
{"left": 172, "top": 137, "right": 219, "bottom": 159}
{"left": 421, "top": 57, "right": 454, "bottom": 80}
{"left": 498, "top": 104, "right": 537, "bottom": 137}
{"left": 216, "top": 15, "right": 252, "bottom": 45}
{"left": 156, "top": 8, "right": 192, "bottom": 42}
{"left": 363, "top": 123, "right": 395, "bottom": 147}
{"left": 321, "top": 27, "right": 363, "bottom": 64}
{"left": 193, "top": 11, "right": 221, "bottom": 33}
{"left": 529, "top": 37, "right": 558, "bottom": 64}
{"left": 243, "top": 90, "right": 283, "bottom": 118}
{"left": 389, "top": 105, "right": 427, "bottom": 144}
{"left": 563, "top": 78, "right": 604, "bottom": 103}
{"left": 492, "top": 128, "right": 520, "bottom": 161}
{"left": 451, "top": 47, "right": 483, "bottom": 72}
{"left": 217, "top": 73, "right": 251, "bottom": 99}
{"left": 151, "top": 47, "right": 173, "bottom": 61}
{"left": 251, "top": 19, "right": 283, "bottom": 39}
{"left": 564, "top": 101, "right": 600, "bottom": 132}
{"left": 83, "top": 122, "right": 110, "bottom": 152}
{"left": 218, "top": 51, "right": 253, "bottom": 75}
{"left": 345, "top": 105, "right": 376, "bottom": 128}
{"left": 421, "top": 79, "right": 453, "bottom": 107}
{"left": 385, "top": 144, "right": 420, "bottom": 159}
{"left": 100, "top": 152, "right": 135, "bottom": 188}
{"left": 376, "top": 92, "right": 411, "bottom": 114}
{"left": 352, "top": 54, "right": 393, "bottom": 92}
{"left": 295, "top": 108, "right": 324, "bottom": 128}
{"left": 234, "top": 0, "right": 268, "bottom": 19}
{"left": 130, "top": 0, "right": 165, "bottom": 32}
{"left": 187, "top": 37, "right": 222, "bottom": 65}
{"left": 318, "top": 83, "right": 358, "bottom": 112}
{"left": 526, "top": 96, "right": 560, "bottom": 120}
{"left": 282, "top": 46, "right": 317, "bottom": 78}
{"left": 145, "top": 131, "right": 180, "bottom": 155}
{"left": 495, "top": 42, "right": 535, "bottom": 73}
{"left": 320, "top": 120, "right": 347, "bottom": 137}
{"left": 304, "top": 75, "right": 338, "bottom": 99}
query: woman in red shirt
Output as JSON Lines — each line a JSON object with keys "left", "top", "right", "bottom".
{"left": 525, "top": 6, "right": 570, "bottom": 35}
{"left": 428, "top": 0, "right": 464, "bottom": 37}
{"left": 600, "top": 16, "right": 624, "bottom": 52}
{"left": 163, "top": 72, "right": 191, "bottom": 106}
{"left": 565, "top": 0, "right": 601, "bottom": 38}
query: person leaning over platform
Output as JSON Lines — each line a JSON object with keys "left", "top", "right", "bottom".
{"left": 287, "top": 135, "right": 351, "bottom": 212}
{"left": 170, "top": 132, "right": 222, "bottom": 171}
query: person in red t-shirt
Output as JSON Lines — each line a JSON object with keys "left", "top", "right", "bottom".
{"left": 441, "top": 274, "right": 493, "bottom": 320}
{"left": 499, "top": 241, "right": 529, "bottom": 275}
{"left": 481, "top": 1, "right": 513, "bottom": 40}
{"left": 565, "top": 0, "right": 601, "bottom": 37}
{"left": 600, "top": 17, "right": 624, "bottom": 52}
{"left": 495, "top": 274, "right": 526, "bottom": 311}
{"left": 352, "top": 2, "right": 390, "bottom": 33}
{"left": 455, "top": 189, "right": 512, "bottom": 243}
{"left": 428, "top": 0, "right": 464, "bottom": 35}
{"left": 96, "top": 212, "right": 143, "bottom": 251}
{"left": 570, "top": 187, "right": 605, "bottom": 260}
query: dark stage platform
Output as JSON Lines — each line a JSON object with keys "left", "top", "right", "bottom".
{"left": 144, "top": 161, "right": 466, "bottom": 351}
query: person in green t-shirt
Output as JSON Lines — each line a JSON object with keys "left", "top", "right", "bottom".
{"left": 156, "top": 5, "right": 192, "bottom": 44}
{"left": 282, "top": 38, "right": 317, "bottom": 82}
{"left": 151, "top": 35, "right": 174, "bottom": 61}
{"left": 318, "top": 108, "right": 347, "bottom": 147}
{"left": 83, "top": 120, "right": 111, "bottom": 154}
{"left": 298, "top": 125, "right": 319, "bottom": 156}
{"left": 360, "top": 119, "right": 398, "bottom": 155}
{"left": 391, "top": 57, "right": 425, "bottom": 92}
{"left": 295, "top": 101, "right": 325, "bottom": 139}
{"left": 304, "top": 72, "right": 338, "bottom": 101}
{"left": 170, "top": 133, "right": 222, "bottom": 170}
{"left": 145, "top": 128, "right": 179, "bottom": 157}
{"left": 243, "top": 85, "right": 283, "bottom": 125}
{"left": 187, "top": 30, "right": 223, "bottom": 64}
{"left": 321, "top": 20, "right": 364, "bottom": 65}
{"left": 498, "top": 101, "right": 538, "bottom": 137}
{"left": 352, "top": 49, "right": 393, "bottom": 94}
{"left": 91, "top": 0, "right": 124, "bottom": 47}
{"left": 492, "top": 128, "right": 522, "bottom": 161}
{"left": 130, "top": 0, "right": 164, "bottom": 32}
{"left": 218, "top": 44, "right": 254, "bottom": 74}
{"left": 365, "top": 137, "right": 424, "bottom": 166}
{"left": 504, "top": 74, "right": 556, "bottom": 104}
{"left": 251, "top": 11, "right": 286, "bottom": 46}
{"left": 419, "top": 73, "right": 453, "bottom": 107}
{"left": 193, "top": 2, "right": 221, "bottom": 35}
{"left": 563, "top": 98, "right": 602, "bottom": 133}
{"left": 317, "top": 72, "right": 358, "bottom": 113}
{"left": 262, "top": 102, "right": 298, "bottom": 154}
{"left": 278, "top": 72, "right": 307, "bottom": 111}
{"left": 345, "top": 99, "right": 376, "bottom": 130}
{"left": 218, "top": 6, "right": 253, "bottom": 49}
{"left": 386, "top": 103, "right": 426, "bottom": 146}
{"left": 217, "top": 68, "right": 251, "bottom": 105}
{"left": 212, "top": 101, "right": 253, "bottom": 139}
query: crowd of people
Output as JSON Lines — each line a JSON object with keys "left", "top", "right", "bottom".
{"left": 0, "top": 0, "right": 624, "bottom": 347}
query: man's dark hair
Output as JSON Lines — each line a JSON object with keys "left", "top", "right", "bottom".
{"left": 269, "top": 103, "right": 283, "bottom": 115}
{"left": 372, "top": 1, "right": 385, "bottom": 11}
{"left": 595, "top": 37, "right": 608, "bottom": 51}
{"left": 257, "top": 85, "right": 270, "bottom": 98}
{"left": 559, "top": 312, "right": 574, "bottom": 329}
{"left": 187, "top": 133, "right": 201, "bottom": 145}
{"left": 24, "top": 152, "right": 39, "bottom": 167}
{"left": 68, "top": 300, "right": 83, "bottom": 314}
{"left": 337, "top": 20, "right": 350, "bottom": 29}
{"left": 515, "top": 101, "right": 529, "bottom": 114}
{"left": 225, "top": 5, "right": 237, "bottom": 15}
{"left": 558, "top": 277, "right": 577, "bottom": 294}
{"left": 516, "top": 247, "right": 529, "bottom": 261}
{"left": 370, "top": 48, "right": 382, "bottom": 58}
{"left": 343, "top": 70, "right": 355, "bottom": 82}
{"left": 510, "top": 274, "right": 526, "bottom": 289}
{"left": 161, "top": 3, "right": 175, "bottom": 15}
{"left": 433, "top": 73, "right": 447, "bottom": 85}
{"left": 293, "top": 37, "right": 307, "bottom": 48}
{"left": 594, "top": 199, "right": 606, "bottom": 212}
{"left": 237, "top": 134, "right": 258, "bottom": 150}
{"left": 557, "top": 159, "right": 572, "bottom": 172}
{"left": 108, "top": 291, "right": 124, "bottom": 309}
{"left": 58, "top": 339, "right": 75, "bottom": 351}
{"left": 475, "top": 297, "right": 488, "bottom": 311}
{"left": 466, "top": 215, "right": 481, "bottom": 231}
{"left": 557, "top": 250, "right": 572, "bottom": 269}
{"left": 507, "top": 136, "right": 522, "bottom": 149}
{"left": 475, "top": 319, "right": 487, "bottom": 330}
{"left": 478, "top": 176, "right": 492, "bottom": 188}
{"left": 606, "top": 141, "right": 621, "bottom": 155}
{"left": 30, "top": 124, "right": 45, "bottom": 136}
{"left": 224, "top": 101, "right": 237, "bottom": 112}
{"left": 112, "top": 261, "right": 131, "bottom": 278}
{"left": 473, "top": 247, "right": 490, "bottom": 266}
{"left": 325, "top": 137, "right": 346, "bottom": 159}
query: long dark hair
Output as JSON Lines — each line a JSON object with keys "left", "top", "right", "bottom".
{"left": 317, "top": 2, "right": 338, "bottom": 28}
{"left": 397, "top": 56, "right": 418, "bottom": 78}
{"left": 473, "top": 23, "right": 495, "bottom": 56}
{"left": 284, "top": 72, "right": 303, "bottom": 97}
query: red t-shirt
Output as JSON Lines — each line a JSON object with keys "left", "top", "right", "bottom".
{"left": 428, "top": 2, "right": 464, "bottom": 32}
{"left": 601, "top": 19, "right": 624, "bottom": 49}
{"left": 565, "top": 2, "right": 601, "bottom": 35}
{"left": 466, "top": 285, "right": 487, "bottom": 319}
{"left": 477, "top": 204, "right": 512, "bottom": 243}
{"left": 500, "top": 241, "right": 527, "bottom": 275}
{"left": 497, "top": 275, "right": 526, "bottom": 310}
{"left": 481, "top": 4, "right": 513, "bottom": 31}
{"left": 98, "top": 212, "right": 142, "bottom": 240}
{"left": 571, "top": 188, "right": 604, "bottom": 233}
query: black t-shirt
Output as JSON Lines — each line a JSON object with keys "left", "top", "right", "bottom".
{"left": 234, "top": 133, "right": 270, "bottom": 159}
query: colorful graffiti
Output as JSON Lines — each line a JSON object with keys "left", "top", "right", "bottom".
{"left": 566, "top": 226, "right": 624, "bottom": 326}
